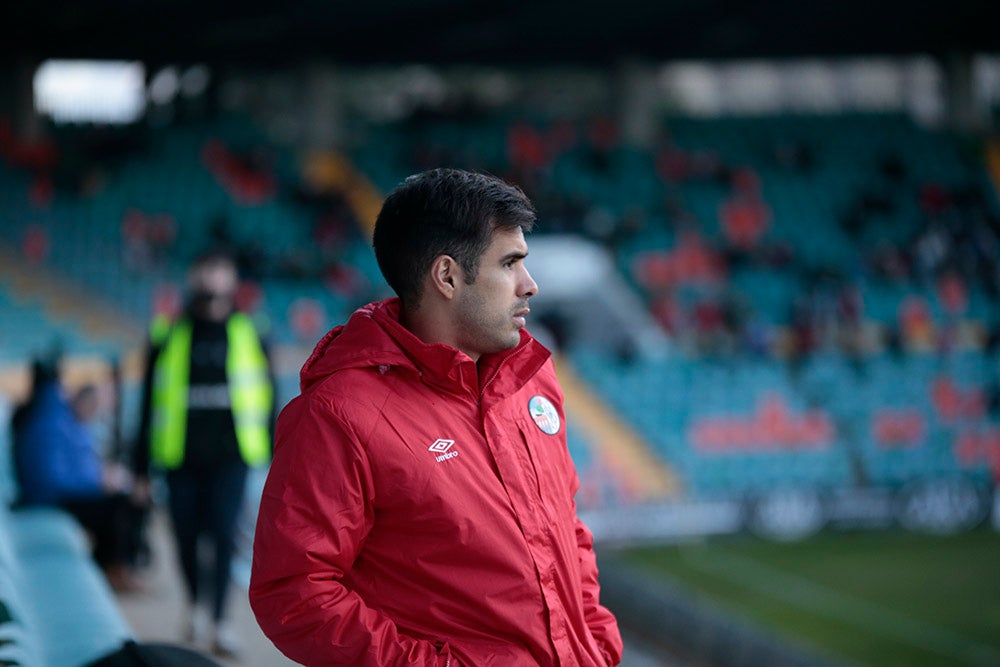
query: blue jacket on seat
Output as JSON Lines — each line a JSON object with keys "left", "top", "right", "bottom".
{"left": 13, "top": 381, "right": 103, "bottom": 506}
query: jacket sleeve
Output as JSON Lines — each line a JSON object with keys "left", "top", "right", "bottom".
{"left": 572, "top": 478, "right": 623, "bottom": 666}
{"left": 249, "top": 395, "right": 453, "bottom": 667}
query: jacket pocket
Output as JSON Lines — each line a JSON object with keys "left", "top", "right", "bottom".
{"left": 515, "top": 419, "right": 574, "bottom": 520}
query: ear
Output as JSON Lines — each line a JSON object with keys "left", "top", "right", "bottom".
{"left": 428, "top": 255, "right": 462, "bottom": 300}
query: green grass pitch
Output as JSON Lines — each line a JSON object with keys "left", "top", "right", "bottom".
{"left": 621, "top": 529, "right": 1000, "bottom": 667}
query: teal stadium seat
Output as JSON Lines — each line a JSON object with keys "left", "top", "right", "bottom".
{"left": 0, "top": 413, "right": 132, "bottom": 667}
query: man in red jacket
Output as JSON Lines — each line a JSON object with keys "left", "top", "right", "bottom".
{"left": 250, "top": 168, "right": 623, "bottom": 666}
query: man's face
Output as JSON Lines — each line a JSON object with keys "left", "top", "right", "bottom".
{"left": 453, "top": 227, "right": 538, "bottom": 361}
{"left": 72, "top": 390, "right": 100, "bottom": 423}
{"left": 189, "top": 262, "right": 238, "bottom": 299}
{"left": 188, "top": 261, "right": 237, "bottom": 319}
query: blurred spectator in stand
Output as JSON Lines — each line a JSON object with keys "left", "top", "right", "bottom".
{"left": 913, "top": 221, "right": 952, "bottom": 287}
{"left": 655, "top": 144, "right": 693, "bottom": 184}
{"left": 148, "top": 213, "right": 178, "bottom": 267}
{"left": 839, "top": 189, "right": 895, "bottom": 240}
{"left": 508, "top": 121, "right": 551, "bottom": 184}
{"left": 898, "top": 294, "right": 935, "bottom": 352}
{"left": 649, "top": 290, "right": 684, "bottom": 338}
{"left": 918, "top": 182, "right": 951, "bottom": 218}
{"left": 694, "top": 296, "right": 726, "bottom": 358}
{"left": 585, "top": 115, "right": 619, "bottom": 173}
{"left": 770, "top": 139, "right": 816, "bottom": 174}
{"left": 720, "top": 193, "right": 771, "bottom": 255}
{"left": 288, "top": 297, "right": 327, "bottom": 345}
{"left": 122, "top": 208, "right": 177, "bottom": 274}
{"left": 869, "top": 241, "right": 912, "bottom": 282}
{"left": 323, "top": 259, "right": 367, "bottom": 300}
{"left": 313, "top": 202, "right": 352, "bottom": 256}
{"left": 121, "top": 209, "right": 151, "bottom": 273}
{"left": 936, "top": 270, "right": 969, "bottom": 356}
{"left": 788, "top": 288, "right": 818, "bottom": 375}
{"left": 877, "top": 151, "right": 907, "bottom": 185}
{"left": 22, "top": 224, "right": 50, "bottom": 264}
{"left": 836, "top": 282, "right": 867, "bottom": 374}
{"left": 690, "top": 149, "right": 732, "bottom": 186}
{"left": 720, "top": 168, "right": 771, "bottom": 257}
{"left": 740, "top": 311, "right": 773, "bottom": 359}
{"left": 11, "top": 358, "right": 142, "bottom": 592}
{"left": 201, "top": 140, "right": 276, "bottom": 205}
{"left": 884, "top": 323, "right": 905, "bottom": 360}
{"left": 29, "top": 174, "right": 55, "bottom": 208}
{"left": 987, "top": 324, "right": 1000, "bottom": 359}
{"left": 532, "top": 186, "right": 588, "bottom": 234}
{"left": 632, "top": 228, "right": 728, "bottom": 292}
{"left": 718, "top": 291, "right": 746, "bottom": 358}
{"left": 134, "top": 251, "right": 275, "bottom": 657}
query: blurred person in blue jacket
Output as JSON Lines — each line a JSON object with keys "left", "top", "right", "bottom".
{"left": 12, "top": 357, "right": 141, "bottom": 591}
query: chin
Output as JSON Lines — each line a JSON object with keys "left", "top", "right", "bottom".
{"left": 503, "top": 332, "right": 523, "bottom": 349}
{"left": 484, "top": 336, "right": 520, "bottom": 356}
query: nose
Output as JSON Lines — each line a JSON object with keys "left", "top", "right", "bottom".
{"left": 519, "top": 265, "right": 538, "bottom": 298}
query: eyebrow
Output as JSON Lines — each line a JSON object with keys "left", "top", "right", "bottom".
{"left": 499, "top": 250, "right": 528, "bottom": 264}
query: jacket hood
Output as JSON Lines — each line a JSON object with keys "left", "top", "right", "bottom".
{"left": 299, "top": 299, "right": 410, "bottom": 390}
{"left": 300, "top": 298, "right": 550, "bottom": 400}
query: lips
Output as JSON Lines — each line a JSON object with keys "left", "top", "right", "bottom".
{"left": 513, "top": 306, "right": 530, "bottom": 327}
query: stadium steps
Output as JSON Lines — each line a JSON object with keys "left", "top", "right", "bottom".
{"left": 554, "top": 356, "right": 682, "bottom": 501}
{"left": 0, "top": 244, "right": 143, "bottom": 345}
{"left": 0, "top": 242, "right": 145, "bottom": 396}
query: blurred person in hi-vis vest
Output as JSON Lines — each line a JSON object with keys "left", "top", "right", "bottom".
{"left": 134, "top": 250, "right": 274, "bottom": 658}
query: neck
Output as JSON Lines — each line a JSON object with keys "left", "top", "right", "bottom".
{"left": 190, "top": 303, "right": 231, "bottom": 322}
{"left": 399, "top": 301, "right": 479, "bottom": 362}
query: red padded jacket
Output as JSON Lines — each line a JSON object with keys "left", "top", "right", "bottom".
{"left": 249, "top": 299, "right": 622, "bottom": 666}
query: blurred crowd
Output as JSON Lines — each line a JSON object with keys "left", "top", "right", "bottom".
{"left": 375, "top": 107, "right": 1000, "bottom": 365}
{"left": 5, "top": 105, "right": 1000, "bottom": 366}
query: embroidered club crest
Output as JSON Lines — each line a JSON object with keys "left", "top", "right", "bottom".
{"left": 528, "top": 395, "right": 560, "bottom": 435}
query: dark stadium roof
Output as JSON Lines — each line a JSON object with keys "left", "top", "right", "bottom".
{"left": 4, "top": 0, "right": 999, "bottom": 67}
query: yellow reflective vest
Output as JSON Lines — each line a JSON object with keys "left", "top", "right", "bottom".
{"left": 150, "top": 312, "right": 273, "bottom": 469}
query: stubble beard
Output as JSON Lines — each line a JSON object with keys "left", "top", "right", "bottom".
{"left": 456, "top": 288, "right": 521, "bottom": 358}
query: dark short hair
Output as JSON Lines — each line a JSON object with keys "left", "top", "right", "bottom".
{"left": 191, "top": 249, "right": 237, "bottom": 273}
{"left": 373, "top": 168, "right": 536, "bottom": 305}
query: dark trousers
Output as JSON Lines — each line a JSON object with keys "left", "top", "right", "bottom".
{"left": 165, "top": 462, "right": 248, "bottom": 622}
{"left": 62, "top": 493, "right": 141, "bottom": 568}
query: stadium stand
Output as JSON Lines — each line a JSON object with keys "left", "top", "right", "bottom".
{"left": 0, "top": 244, "right": 142, "bottom": 365}
{"left": 572, "top": 349, "right": 998, "bottom": 495}
{"left": 341, "top": 108, "right": 1000, "bottom": 503}
{"left": 3, "top": 108, "right": 999, "bottom": 511}
{"left": 0, "top": 117, "right": 380, "bottom": 353}
{"left": 1, "top": 92, "right": 999, "bottom": 667}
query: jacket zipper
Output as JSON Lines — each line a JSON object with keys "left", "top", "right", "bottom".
{"left": 479, "top": 356, "right": 508, "bottom": 402}
{"left": 479, "top": 340, "right": 529, "bottom": 401}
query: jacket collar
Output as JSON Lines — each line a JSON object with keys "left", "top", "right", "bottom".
{"left": 374, "top": 299, "right": 551, "bottom": 403}
{"left": 302, "top": 298, "right": 550, "bottom": 404}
